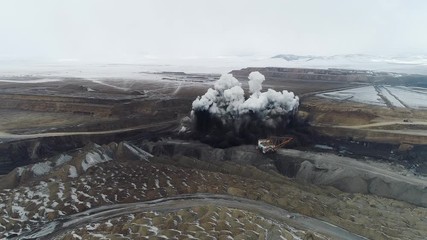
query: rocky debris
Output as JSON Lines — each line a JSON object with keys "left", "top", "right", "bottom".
{"left": 397, "top": 143, "right": 414, "bottom": 152}
{"left": 277, "top": 149, "right": 427, "bottom": 208}
{"left": 0, "top": 141, "right": 151, "bottom": 190}
{"left": 144, "top": 139, "right": 427, "bottom": 208}
{"left": 142, "top": 139, "right": 278, "bottom": 173}
{"left": 1, "top": 140, "right": 427, "bottom": 239}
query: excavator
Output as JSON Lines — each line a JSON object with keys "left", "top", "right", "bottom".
{"left": 257, "top": 136, "right": 294, "bottom": 154}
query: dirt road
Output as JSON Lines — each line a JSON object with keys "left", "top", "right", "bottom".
{"left": 0, "top": 120, "right": 178, "bottom": 140}
{"left": 313, "top": 121, "right": 427, "bottom": 138}
{"left": 17, "top": 193, "right": 367, "bottom": 240}
{"left": 338, "top": 121, "right": 427, "bottom": 129}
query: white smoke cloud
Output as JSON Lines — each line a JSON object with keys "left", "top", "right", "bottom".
{"left": 240, "top": 88, "right": 299, "bottom": 116}
{"left": 214, "top": 73, "right": 241, "bottom": 92}
{"left": 248, "top": 71, "right": 265, "bottom": 94}
{"left": 192, "top": 71, "right": 299, "bottom": 124}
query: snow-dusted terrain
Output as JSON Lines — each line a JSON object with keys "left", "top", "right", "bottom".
{"left": 272, "top": 54, "right": 427, "bottom": 75}
{"left": 0, "top": 54, "right": 427, "bottom": 78}
{"left": 318, "top": 85, "right": 427, "bottom": 109}
{"left": 318, "top": 86, "right": 386, "bottom": 106}
{"left": 0, "top": 78, "right": 63, "bottom": 83}
{"left": 386, "top": 86, "right": 427, "bottom": 109}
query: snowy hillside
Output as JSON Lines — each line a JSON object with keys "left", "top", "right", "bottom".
{"left": 271, "top": 54, "right": 427, "bottom": 75}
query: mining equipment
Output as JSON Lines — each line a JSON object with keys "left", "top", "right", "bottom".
{"left": 257, "top": 136, "right": 294, "bottom": 154}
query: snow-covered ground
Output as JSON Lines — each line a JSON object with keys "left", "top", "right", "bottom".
{"left": 271, "top": 54, "right": 427, "bottom": 74}
{"left": 386, "top": 86, "right": 427, "bottom": 109}
{"left": 318, "top": 85, "right": 427, "bottom": 109}
{"left": 0, "top": 54, "right": 427, "bottom": 77}
{"left": 318, "top": 86, "right": 386, "bottom": 106}
{"left": 376, "top": 86, "right": 406, "bottom": 108}
{"left": 0, "top": 78, "right": 63, "bottom": 83}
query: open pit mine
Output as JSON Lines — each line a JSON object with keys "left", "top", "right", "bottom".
{"left": 0, "top": 66, "right": 427, "bottom": 240}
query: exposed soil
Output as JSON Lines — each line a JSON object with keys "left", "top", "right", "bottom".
{"left": 1, "top": 67, "right": 427, "bottom": 239}
{"left": 1, "top": 141, "right": 427, "bottom": 239}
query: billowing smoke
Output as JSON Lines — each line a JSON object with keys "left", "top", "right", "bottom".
{"left": 191, "top": 71, "right": 299, "bottom": 147}
{"left": 248, "top": 71, "right": 265, "bottom": 94}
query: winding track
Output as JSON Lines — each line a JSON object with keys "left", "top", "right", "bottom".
{"left": 337, "top": 121, "right": 427, "bottom": 129}
{"left": 0, "top": 120, "right": 178, "bottom": 140}
{"left": 314, "top": 121, "right": 427, "bottom": 137}
{"left": 17, "top": 193, "right": 367, "bottom": 240}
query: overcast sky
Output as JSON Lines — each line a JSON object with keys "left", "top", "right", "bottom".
{"left": 0, "top": 0, "right": 426, "bottom": 62}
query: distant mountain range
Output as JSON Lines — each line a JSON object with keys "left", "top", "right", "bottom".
{"left": 270, "top": 54, "right": 427, "bottom": 74}
{"left": 272, "top": 53, "right": 427, "bottom": 64}
{"left": 272, "top": 54, "right": 377, "bottom": 62}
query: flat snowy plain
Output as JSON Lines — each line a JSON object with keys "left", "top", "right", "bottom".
{"left": 318, "top": 85, "right": 427, "bottom": 109}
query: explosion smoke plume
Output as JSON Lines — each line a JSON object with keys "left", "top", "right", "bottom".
{"left": 191, "top": 71, "right": 299, "bottom": 147}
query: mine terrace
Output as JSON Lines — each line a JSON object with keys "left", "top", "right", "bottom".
{"left": 1, "top": 66, "right": 427, "bottom": 239}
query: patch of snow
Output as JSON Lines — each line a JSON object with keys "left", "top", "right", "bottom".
{"left": 314, "top": 145, "right": 334, "bottom": 150}
{"left": 44, "top": 208, "right": 54, "bottom": 213}
{"left": 71, "top": 187, "right": 84, "bottom": 204}
{"left": 179, "top": 126, "right": 187, "bottom": 133}
{"left": 147, "top": 225, "right": 160, "bottom": 235}
{"left": 17, "top": 167, "right": 25, "bottom": 177}
{"left": 105, "top": 220, "right": 113, "bottom": 227}
{"left": 386, "top": 86, "right": 427, "bottom": 109}
{"left": 166, "top": 180, "right": 173, "bottom": 187}
{"left": 101, "top": 194, "right": 112, "bottom": 203}
{"left": 56, "top": 154, "right": 73, "bottom": 166}
{"left": 317, "top": 86, "right": 386, "bottom": 106}
{"left": 82, "top": 150, "right": 112, "bottom": 171}
{"left": 57, "top": 182, "right": 65, "bottom": 200}
{"left": 90, "top": 79, "right": 130, "bottom": 91}
{"left": 318, "top": 85, "right": 427, "bottom": 109}
{"left": 12, "top": 206, "right": 28, "bottom": 221}
{"left": 377, "top": 86, "right": 405, "bottom": 108}
{"left": 86, "top": 223, "right": 100, "bottom": 231}
{"left": 72, "top": 232, "right": 83, "bottom": 240}
{"left": 88, "top": 233, "right": 109, "bottom": 239}
{"left": 31, "top": 162, "right": 52, "bottom": 176}
{"left": 68, "top": 166, "right": 78, "bottom": 178}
